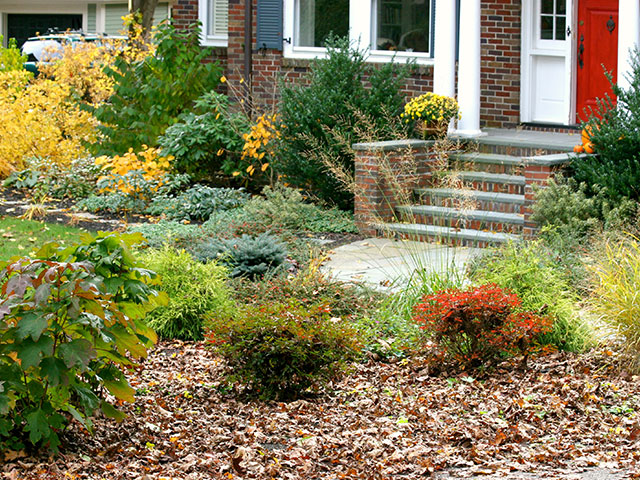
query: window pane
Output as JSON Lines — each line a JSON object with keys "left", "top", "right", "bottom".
{"left": 541, "top": 0, "right": 554, "bottom": 14}
{"left": 555, "top": 16, "right": 566, "bottom": 40}
{"left": 374, "top": 0, "right": 430, "bottom": 53}
{"left": 296, "top": 0, "right": 349, "bottom": 47}
{"left": 540, "top": 15, "right": 554, "bottom": 39}
{"left": 556, "top": 0, "right": 566, "bottom": 15}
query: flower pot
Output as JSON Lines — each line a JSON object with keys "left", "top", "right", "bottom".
{"left": 416, "top": 120, "right": 448, "bottom": 139}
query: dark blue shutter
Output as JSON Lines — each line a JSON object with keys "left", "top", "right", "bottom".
{"left": 257, "top": 0, "right": 283, "bottom": 50}
{"left": 430, "top": 0, "right": 436, "bottom": 58}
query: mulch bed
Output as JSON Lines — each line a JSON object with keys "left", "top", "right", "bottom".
{"left": 0, "top": 188, "right": 364, "bottom": 248}
{"left": 3, "top": 344, "right": 639, "bottom": 479}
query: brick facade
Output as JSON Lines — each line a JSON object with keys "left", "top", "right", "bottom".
{"left": 480, "top": 0, "right": 521, "bottom": 128}
{"left": 172, "top": 0, "right": 228, "bottom": 69}
{"left": 173, "top": 0, "right": 524, "bottom": 128}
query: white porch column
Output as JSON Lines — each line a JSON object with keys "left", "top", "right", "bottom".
{"left": 456, "top": 0, "right": 483, "bottom": 137}
{"left": 617, "top": 0, "right": 640, "bottom": 91}
{"left": 433, "top": 0, "right": 457, "bottom": 98}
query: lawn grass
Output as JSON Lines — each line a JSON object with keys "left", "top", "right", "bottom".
{"left": 0, "top": 217, "right": 87, "bottom": 261}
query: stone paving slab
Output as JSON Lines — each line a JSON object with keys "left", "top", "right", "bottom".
{"left": 321, "top": 237, "right": 482, "bottom": 289}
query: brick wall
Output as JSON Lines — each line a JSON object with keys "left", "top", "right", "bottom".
{"left": 175, "top": 0, "right": 523, "bottom": 128}
{"left": 172, "top": 0, "right": 228, "bottom": 69}
{"left": 480, "top": 0, "right": 521, "bottom": 128}
{"left": 172, "top": 0, "right": 198, "bottom": 30}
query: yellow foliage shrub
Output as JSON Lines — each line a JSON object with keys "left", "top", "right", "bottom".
{"left": 0, "top": 72, "right": 98, "bottom": 178}
{"left": 237, "top": 114, "right": 280, "bottom": 178}
{"left": 95, "top": 146, "right": 173, "bottom": 195}
{"left": 38, "top": 18, "right": 153, "bottom": 105}
{"left": 38, "top": 42, "right": 117, "bottom": 105}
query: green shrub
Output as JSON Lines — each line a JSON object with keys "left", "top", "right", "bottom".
{"left": 276, "top": 36, "right": 409, "bottom": 209}
{"left": 191, "top": 232, "right": 287, "bottom": 278}
{"left": 589, "top": 234, "right": 640, "bottom": 364}
{"left": 158, "top": 92, "right": 249, "bottom": 180}
{"left": 77, "top": 173, "right": 191, "bottom": 215}
{"left": 230, "top": 263, "right": 383, "bottom": 319}
{"left": 205, "top": 301, "right": 362, "bottom": 399}
{"left": 128, "top": 220, "right": 222, "bottom": 249}
{"left": 0, "top": 36, "right": 26, "bottom": 72}
{"left": 572, "top": 49, "right": 640, "bottom": 201}
{"left": 0, "top": 232, "right": 166, "bottom": 451}
{"left": 146, "top": 185, "right": 250, "bottom": 222}
{"left": 242, "top": 185, "right": 358, "bottom": 233}
{"left": 91, "top": 22, "right": 221, "bottom": 156}
{"left": 139, "top": 247, "right": 234, "bottom": 341}
{"left": 532, "top": 175, "right": 637, "bottom": 241}
{"left": 469, "top": 240, "right": 593, "bottom": 352}
{"left": 4, "top": 156, "right": 100, "bottom": 200}
{"left": 76, "top": 192, "right": 147, "bottom": 214}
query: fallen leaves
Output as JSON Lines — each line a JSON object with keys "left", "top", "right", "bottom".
{"left": 2, "top": 343, "right": 639, "bottom": 479}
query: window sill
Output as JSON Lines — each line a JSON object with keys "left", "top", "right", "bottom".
{"left": 282, "top": 53, "right": 433, "bottom": 74}
{"left": 201, "top": 37, "right": 228, "bottom": 48}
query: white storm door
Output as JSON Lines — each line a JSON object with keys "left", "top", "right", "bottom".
{"left": 522, "top": 0, "right": 574, "bottom": 124}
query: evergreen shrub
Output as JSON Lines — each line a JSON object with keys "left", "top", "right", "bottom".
{"left": 140, "top": 247, "right": 234, "bottom": 341}
{"left": 276, "top": 36, "right": 410, "bottom": 209}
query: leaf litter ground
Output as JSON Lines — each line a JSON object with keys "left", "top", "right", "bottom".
{"left": 3, "top": 343, "right": 639, "bottom": 479}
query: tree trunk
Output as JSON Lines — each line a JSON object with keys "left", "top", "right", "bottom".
{"left": 131, "top": 0, "right": 160, "bottom": 39}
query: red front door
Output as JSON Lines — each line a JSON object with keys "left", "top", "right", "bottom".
{"left": 576, "top": 0, "right": 619, "bottom": 121}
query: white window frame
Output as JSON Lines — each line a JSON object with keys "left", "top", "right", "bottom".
{"left": 199, "top": 0, "right": 228, "bottom": 47}
{"left": 283, "top": 0, "right": 433, "bottom": 65}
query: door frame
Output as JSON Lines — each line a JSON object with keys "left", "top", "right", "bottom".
{"left": 521, "top": 0, "right": 578, "bottom": 125}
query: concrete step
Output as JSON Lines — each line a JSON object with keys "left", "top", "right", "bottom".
{"left": 415, "top": 187, "right": 525, "bottom": 214}
{"left": 396, "top": 205, "right": 524, "bottom": 234}
{"left": 379, "top": 222, "right": 520, "bottom": 247}
{"left": 397, "top": 204, "right": 524, "bottom": 223}
{"left": 434, "top": 170, "right": 525, "bottom": 195}
{"left": 449, "top": 152, "right": 525, "bottom": 174}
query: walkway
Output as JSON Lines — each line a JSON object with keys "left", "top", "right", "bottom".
{"left": 321, "top": 237, "right": 482, "bottom": 289}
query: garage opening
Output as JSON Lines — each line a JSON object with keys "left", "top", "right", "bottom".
{"left": 7, "top": 14, "right": 82, "bottom": 47}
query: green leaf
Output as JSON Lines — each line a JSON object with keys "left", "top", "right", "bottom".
{"left": 59, "top": 339, "right": 95, "bottom": 369}
{"left": 100, "top": 401, "right": 126, "bottom": 422}
{"left": 17, "top": 335, "right": 54, "bottom": 370}
{"left": 34, "top": 283, "right": 52, "bottom": 306}
{"left": 103, "top": 377, "right": 135, "bottom": 403}
{"left": 109, "top": 324, "right": 148, "bottom": 359}
{"left": 16, "top": 313, "right": 48, "bottom": 341}
{"left": 72, "top": 385, "right": 100, "bottom": 413}
{"left": 24, "top": 409, "right": 50, "bottom": 444}
{"left": 65, "top": 404, "right": 88, "bottom": 430}
{"left": 35, "top": 242, "right": 61, "bottom": 259}
{"left": 0, "top": 393, "right": 10, "bottom": 416}
{"left": 39, "top": 357, "right": 67, "bottom": 386}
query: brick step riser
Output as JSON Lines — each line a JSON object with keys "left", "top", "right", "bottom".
{"left": 430, "top": 178, "right": 524, "bottom": 195}
{"left": 419, "top": 195, "right": 524, "bottom": 214}
{"left": 396, "top": 213, "right": 524, "bottom": 234}
{"left": 378, "top": 229, "right": 503, "bottom": 248}
{"left": 449, "top": 161, "right": 524, "bottom": 175}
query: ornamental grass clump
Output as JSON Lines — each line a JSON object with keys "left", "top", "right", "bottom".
{"left": 413, "top": 284, "right": 552, "bottom": 370}
{"left": 589, "top": 233, "right": 640, "bottom": 366}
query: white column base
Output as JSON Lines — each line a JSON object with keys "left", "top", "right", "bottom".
{"left": 453, "top": 129, "right": 487, "bottom": 138}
